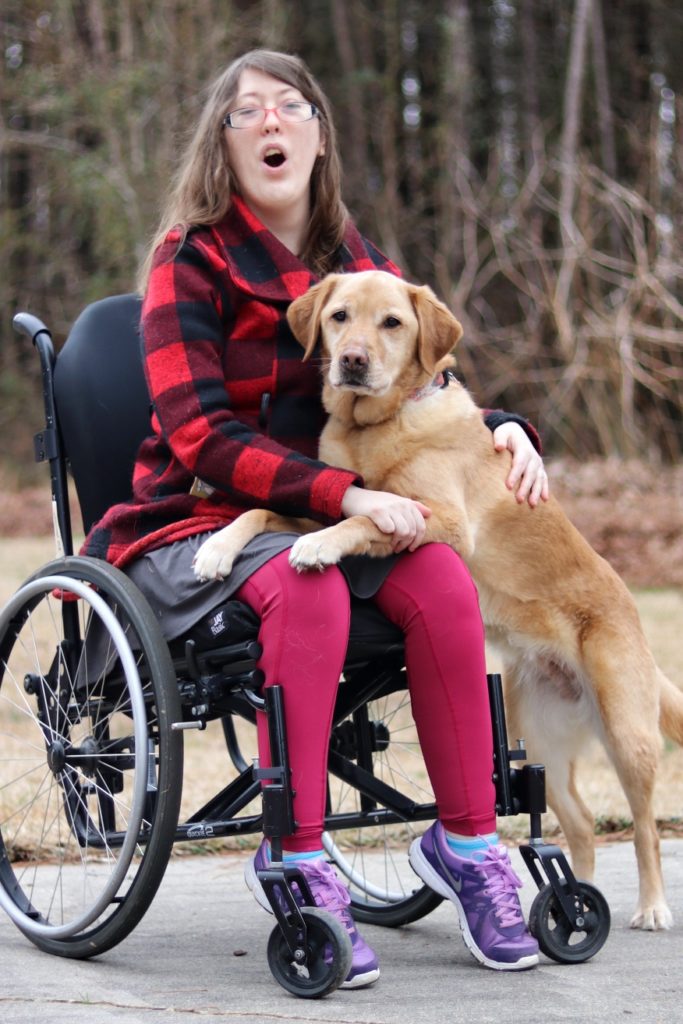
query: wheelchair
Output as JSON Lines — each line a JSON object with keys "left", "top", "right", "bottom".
{"left": 0, "top": 295, "right": 611, "bottom": 997}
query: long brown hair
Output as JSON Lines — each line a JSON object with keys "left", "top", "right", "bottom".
{"left": 138, "top": 50, "right": 348, "bottom": 290}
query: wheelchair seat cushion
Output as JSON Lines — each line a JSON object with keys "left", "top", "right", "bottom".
{"left": 175, "top": 594, "right": 403, "bottom": 666}
{"left": 181, "top": 598, "right": 260, "bottom": 650}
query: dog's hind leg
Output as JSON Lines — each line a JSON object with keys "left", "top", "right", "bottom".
{"left": 583, "top": 635, "right": 672, "bottom": 930}
{"left": 601, "top": 725, "right": 670, "bottom": 930}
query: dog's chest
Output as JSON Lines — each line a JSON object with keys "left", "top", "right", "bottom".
{"left": 320, "top": 390, "right": 482, "bottom": 488}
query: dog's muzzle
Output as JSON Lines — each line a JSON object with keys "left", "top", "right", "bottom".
{"left": 334, "top": 347, "right": 371, "bottom": 388}
{"left": 337, "top": 365, "right": 371, "bottom": 388}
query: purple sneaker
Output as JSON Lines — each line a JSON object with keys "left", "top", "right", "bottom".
{"left": 409, "top": 822, "right": 539, "bottom": 970}
{"left": 245, "top": 841, "right": 380, "bottom": 989}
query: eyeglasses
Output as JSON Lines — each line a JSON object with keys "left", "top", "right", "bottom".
{"left": 223, "top": 101, "right": 318, "bottom": 129}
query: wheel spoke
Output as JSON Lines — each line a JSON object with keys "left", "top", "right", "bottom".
{"left": 324, "top": 688, "right": 440, "bottom": 925}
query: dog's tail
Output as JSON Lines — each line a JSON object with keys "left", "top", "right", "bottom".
{"left": 658, "top": 668, "right": 683, "bottom": 745}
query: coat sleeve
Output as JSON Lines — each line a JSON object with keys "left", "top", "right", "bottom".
{"left": 482, "top": 410, "right": 542, "bottom": 452}
{"left": 141, "top": 234, "right": 361, "bottom": 522}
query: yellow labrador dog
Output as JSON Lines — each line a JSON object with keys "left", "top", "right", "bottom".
{"left": 194, "top": 270, "right": 683, "bottom": 931}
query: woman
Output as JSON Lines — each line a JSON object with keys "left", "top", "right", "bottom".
{"left": 82, "top": 50, "right": 548, "bottom": 987}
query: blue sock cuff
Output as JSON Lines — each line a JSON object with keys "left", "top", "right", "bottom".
{"left": 444, "top": 832, "right": 499, "bottom": 858}
{"left": 281, "top": 848, "right": 325, "bottom": 863}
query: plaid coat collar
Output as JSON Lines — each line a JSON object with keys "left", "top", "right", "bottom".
{"left": 204, "top": 195, "right": 385, "bottom": 303}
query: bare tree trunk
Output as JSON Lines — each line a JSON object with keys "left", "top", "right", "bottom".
{"left": 591, "top": 0, "right": 617, "bottom": 181}
{"left": 519, "top": 0, "right": 541, "bottom": 171}
{"left": 591, "top": 0, "right": 621, "bottom": 262}
{"left": 555, "top": 0, "right": 593, "bottom": 358}
{"left": 261, "top": 0, "right": 288, "bottom": 53}
{"left": 435, "top": 0, "right": 473, "bottom": 298}
{"left": 331, "top": 0, "right": 368, "bottom": 202}
{"left": 372, "top": 0, "right": 406, "bottom": 267}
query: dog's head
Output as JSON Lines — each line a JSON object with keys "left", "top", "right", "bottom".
{"left": 286, "top": 271, "right": 463, "bottom": 397}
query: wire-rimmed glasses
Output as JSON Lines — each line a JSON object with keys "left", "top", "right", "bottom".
{"left": 223, "top": 101, "right": 319, "bottom": 129}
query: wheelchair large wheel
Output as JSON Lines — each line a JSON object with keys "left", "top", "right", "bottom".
{"left": 323, "top": 686, "right": 442, "bottom": 927}
{"left": 0, "top": 556, "right": 183, "bottom": 958}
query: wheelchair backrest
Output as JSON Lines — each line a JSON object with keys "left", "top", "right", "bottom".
{"left": 53, "top": 294, "right": 150, "bottom": 534}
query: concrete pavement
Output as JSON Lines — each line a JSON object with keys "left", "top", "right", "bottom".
{"left": 1, "top": 840, "right": 682, "bottom": 1024}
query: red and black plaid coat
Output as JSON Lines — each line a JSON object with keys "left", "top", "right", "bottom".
{"left": 81, "top": 196, "right": 539, "bottom": 569}
{"left": 80, "top": 197, "right": 400, "bottom": 568}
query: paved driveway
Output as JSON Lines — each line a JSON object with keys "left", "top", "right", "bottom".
{"left": 1, "top": 840, "right": 681, "bottom": 1024}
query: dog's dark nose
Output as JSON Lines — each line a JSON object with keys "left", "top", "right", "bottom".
{"left": 340, "top": 347, "right": 368, "bottom": 370}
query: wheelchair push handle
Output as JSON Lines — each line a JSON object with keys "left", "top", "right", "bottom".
{"left": 13, "top": 311, "right": 53, "bottom": 347}
{"left": 13, "top": 312, "right": 56, "bottom": 373}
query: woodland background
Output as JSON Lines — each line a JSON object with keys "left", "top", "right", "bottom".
{"left": 1, "top": 0, "right": 682, "bottom": 490}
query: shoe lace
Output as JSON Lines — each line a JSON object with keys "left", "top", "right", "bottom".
{"left": 477, "top": 847, "right": 525, "bottom": 928}
{"left": 299, "top": 860, "right": 354, "bottom": 932}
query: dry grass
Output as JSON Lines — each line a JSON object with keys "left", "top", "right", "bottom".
{"left": 1, "top": 536, "right": 682, "bottom": 850}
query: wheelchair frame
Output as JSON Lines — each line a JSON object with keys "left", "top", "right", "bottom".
{"left": 0, "top": 307, "right": 611, "bottom": 997}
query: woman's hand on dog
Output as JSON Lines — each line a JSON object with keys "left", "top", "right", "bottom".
{"left": 341, "top": 485, "right": 432, "bottom": 552}
{"left": 493, "top": 422, "right": 549, "bottom": 507}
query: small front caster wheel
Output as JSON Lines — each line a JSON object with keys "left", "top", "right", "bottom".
{"left": 266, "top": 906, "right": 353, "bottom": 998}
{"left": 529, "top": 880, "right": 611, "bottom": 964}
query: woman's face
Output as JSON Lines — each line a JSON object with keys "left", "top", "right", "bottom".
{"left": 223, "top": 68, "right": 324, "bottom": 231}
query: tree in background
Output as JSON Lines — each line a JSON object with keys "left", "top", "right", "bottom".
{"left": 1, "top": 0, "right": 681, "bottom": 476}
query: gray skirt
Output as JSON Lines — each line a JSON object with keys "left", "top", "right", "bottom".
{"left": 125, "top": 529, "right": 398, "bottom": 642}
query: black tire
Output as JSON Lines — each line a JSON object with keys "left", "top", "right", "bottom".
{"left": 529, "top": 880, "right": 611, "bottom": 964}
{"left": 266, "top": 906, "right": 353, "bottom": 998}
{"left": 346, "top": 874, "right": 442, "bottom": 927}
{"left": 324, "top": 688, "right": 443, "bottom": 927}
{"left": 0, "top": 556, "right": 183, "bottom": 958}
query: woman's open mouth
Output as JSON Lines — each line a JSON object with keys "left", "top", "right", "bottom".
{"left": 263, "top": 147, "right": 286, "bottom": 168}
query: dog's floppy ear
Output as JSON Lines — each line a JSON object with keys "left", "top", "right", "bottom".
{"left": 410, "top": 285, "right": 463, "bottom": 376}
{"left": 287, "top": 275, "right": 342, "bottom": 361}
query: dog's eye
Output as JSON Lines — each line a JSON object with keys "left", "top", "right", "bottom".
{"left": 331, "top": 310, "right": 347, "bottom": 323}
{"left": 383, "top": 316, "right": 401, "bottom": 329}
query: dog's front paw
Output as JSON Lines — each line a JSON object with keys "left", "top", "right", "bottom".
{"left": 289, "top": 532, "right": 344, "bottom": 572}
{"left": 192, "top": 533, "right": 238, "bottom": 582}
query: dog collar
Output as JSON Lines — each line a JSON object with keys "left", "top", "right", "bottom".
{"left": 409, "top": 370, "right": 451, "bottom": 401}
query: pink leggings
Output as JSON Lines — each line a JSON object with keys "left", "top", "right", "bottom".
{"left": 235, "top": 544, "right": 496, "bottom": 852}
